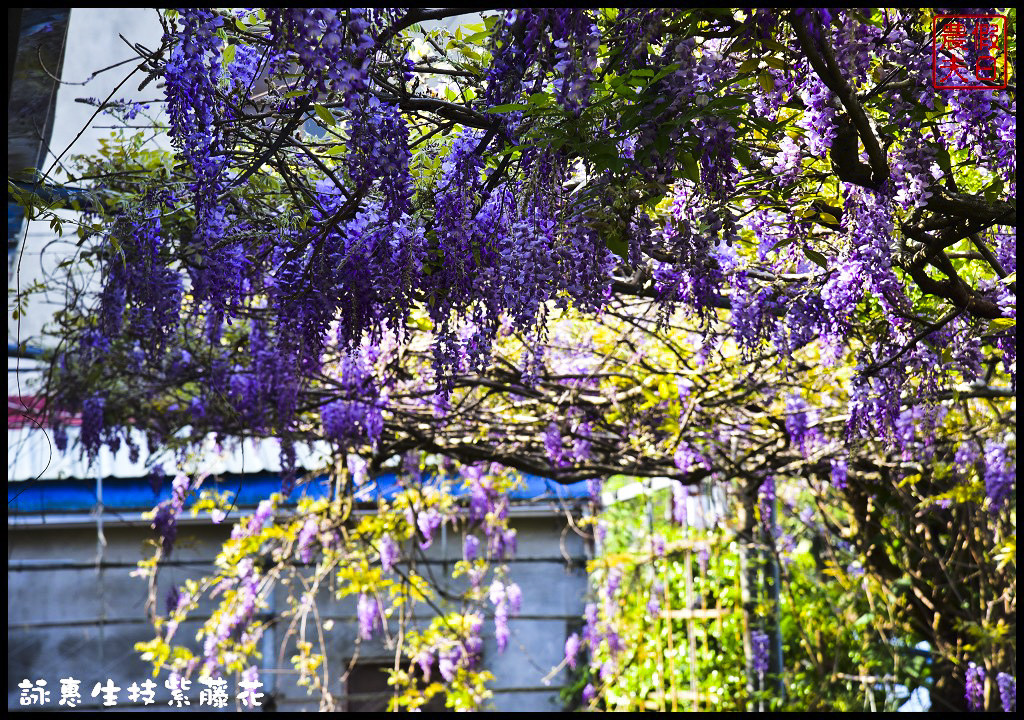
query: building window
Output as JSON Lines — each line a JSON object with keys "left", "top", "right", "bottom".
{"left": 346, "top": 661, "right": 450, "bottom": 712}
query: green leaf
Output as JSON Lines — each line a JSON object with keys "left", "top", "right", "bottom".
{"left": 760, "top": 37, "right": 790, "bottom": 54}
{"left": 485, "top": 103, "right": 530, "bottom": 113}
{"left": 314, "top": 104, "right": 336, "bottom": 127}
{"left": 463, "top": 30, "right": 490, "bottom": 44}
{"left": 222, "top": 44, "right": 237, "bottom": 65}
{"left": 283, "top": 90, "right": 308, "bottom": 99}
{"left": 803, "top": 248, "right": 829, "bottom": 269}
{"left": 681, "top": 153, "right": 700, "bottom": 184}
{"left": 526, "top": 91, "right": 552, "bottom": 108}
{"left": 650, "top": 63, "right": 680, "bottom": 84}
{"left": 736, "top": 58, "right": 760, "bottom": 74}
{"left": 612, "top": 83, "right": 638, "bottom": 101}
{"left": 770, "top": 236, "right": 799, "bottom": 253}
{"left": 732, "top": 144, "right": 753, "bottom": 168}
{"left": 653, "top": 132, "right": 670, "bottom": 156}
{"left": 984, "top": 177, "right": 1005, "bottom": 202}
{"left": 758, "top": 70, "right": 775, "bottom": 93}
{"left": 987, "top": 317, "right": 1015, "bottom": 332}
{"left": 606, "top": 235, "right": 628, "bottom": 260}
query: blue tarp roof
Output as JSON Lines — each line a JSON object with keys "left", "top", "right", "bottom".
{"left": 7, "top": 472, "right": 591, "bottom": 515}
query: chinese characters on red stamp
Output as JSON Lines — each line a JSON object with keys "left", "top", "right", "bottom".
{"left": 933, "top": 15, "right": 1008, "bottom": 89}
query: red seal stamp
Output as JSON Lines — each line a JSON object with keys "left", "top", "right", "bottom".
{"left": 933, "top": 15, "right": 1008, "bottom": 89}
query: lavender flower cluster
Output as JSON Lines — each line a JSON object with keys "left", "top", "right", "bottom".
{"left": 151, "top": 473, "right": 191, "bottom": 556}
{"left": 966, "top": 662, "right": 985, "bottom": 711}
{"left": 997, "top": 673, "right": 1016, "bottom": 713}
{"left": 750, "top": 629, "right": 770, "bottom": 676}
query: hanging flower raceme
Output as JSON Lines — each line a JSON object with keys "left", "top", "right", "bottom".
{"left": 357, "top": 593, "right": 381, "bottom": 640}
{"left": 966, "top": 662, "right": 986, "bottom": 711}
{"left": 150, "top": 473, "right": 192, "bottom": 556}
{"left": 997, "top": 673, "right": 1016, "bottom": 713}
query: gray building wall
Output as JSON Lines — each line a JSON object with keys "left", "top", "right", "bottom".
{"left": 8, "top": 509, "right": 589, "bottom": 712}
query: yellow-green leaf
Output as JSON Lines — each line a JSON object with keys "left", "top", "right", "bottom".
{"left": 314, "top": 104, "right": 336, "bottom": 126}
{"left": 736, "top": 58, "right": 759, "bottom": 74}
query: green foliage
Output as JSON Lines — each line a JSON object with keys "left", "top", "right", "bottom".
{"left": 134, "top": 462, "right": 526, "bottom": 711}
{"left": 587, "top": 477, "right": 940, "bottom": 711}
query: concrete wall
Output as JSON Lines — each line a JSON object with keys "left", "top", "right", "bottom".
{"left": 8, "top": 512, "right": 589, "bottom": 712}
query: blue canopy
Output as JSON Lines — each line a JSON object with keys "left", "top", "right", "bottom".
{"left": 8, "top": 471, "right": 591, "bottom": 515}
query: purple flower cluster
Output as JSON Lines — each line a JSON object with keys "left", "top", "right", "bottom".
{"left": 544, "top": 421, "right": 568, "bottom": 468}
{"left": 785, "top": 394, "right": 821, "bottom": 457}
{"left": 296, "top": 517, "right": 318, "bottom": 564}
{"left": 347, "top": 102, "right": 414, "bottom": 214}
{"left": 420, "top": 615, "right": 484, "bottom": 685}
{"left": 983, "top": 440, "right": 1015, "bottom": 512}
{"left": 653, "top": 183, "right": 734, "bottom": 316}
{"left": 549, "top": 12, "right": 601, "bottom": 113}
{"left": 416, "top": 507, "right": 443, "bottom": 549}
{"left": 672, "top": 483, "right": 688, "bottom": 526}
{"left": 966, "top": 662, "right": 986, "bottom": 711}
{"left": 225, "top": 41, "right": 263, "bottom": 93}
{"left": 583, "top": 603, "right": 600, "bottom": 648}
{"left": 891, "top": 136, "right": 943, "bottom": 210}
{"left": 80, "top": 393, "right": 107, "bottom": 460}
{"left": 750, "top": 630, "right": 770, "bottom": 676}
{"left": 379, "top": 533, "right": 399, "bottom": 573}
{"left": 564, "top": 632, "right": 581, "bottom": 670}
{"left": 486, "top": 10, "right": 600, "bottom": 115}
{"left": 730, "top": 278, "right": 781, "bottom": 356}
{"left": 319, "top": 353, "right": 385, "bottom": 448}
{"left": 830, "top": 456, "right": 848, "bottom": 491}
{"left": 463, "top": 534, "right": 480, "bottom": 563}
{"left": 203, "top": 557, "right": 262, "bottom": 671}
{"left": 847, "top": 354, "right": 906, "bottom": 441}
{"left": 423, "top": 128, "right": 615, "bottom": 391}
{"left": 232, "top": 499, "right": 274, "bottom": 540}
{"left": 357, "top": 593, "right": 380, "bottom": 640}
{"left": 674, "top": 441, "right": 711, "bottom": 475}
{"left": 438, "top": 644, "right": 461, "bottom": 683}
{"left": 697, "top": 116, "right": 738, "bottom": 201}
{"left": 151, "top": 473, "right": 191, "bottom": 556}
{"left": 797, "top": 69, "right": 837, "bottom": 159}
{"left": 163, "top": 9, "right": 225, "bottom": 189}
{"left": 646, "top": 592, "right": 661, "bottom": 618}
{"left": 758, "top": 478, "right": 776, "bottom": 534}
{"left": 265, "top": 9, "right": 376, "bottom": 102}
{"left": 489, "top": 580, "right": 523, "bottom": 652}
{"left": 462, "top": 467, "right": 518, "bottom": 561}
{"left": 997, "top": 673, "right": 1016, "bottom": 712}
{"left": 161, "top": 12, "right": 239, "bottom": 340}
